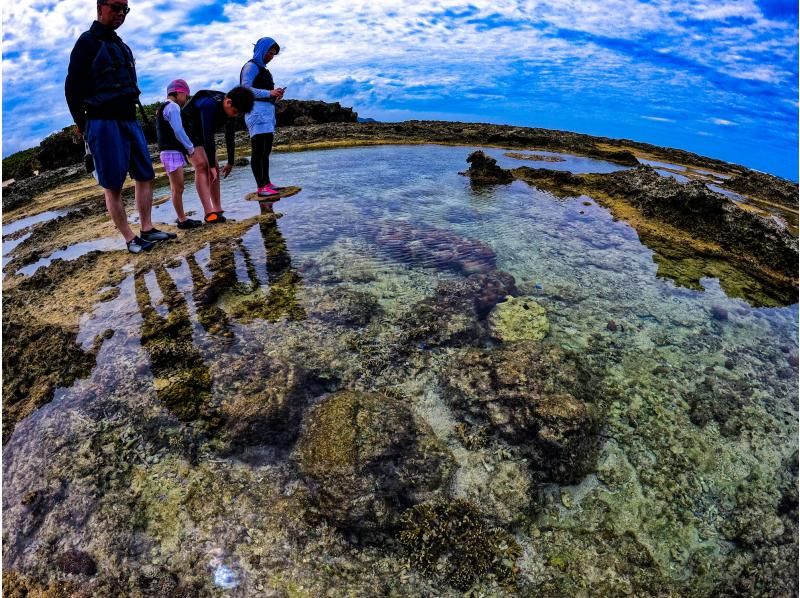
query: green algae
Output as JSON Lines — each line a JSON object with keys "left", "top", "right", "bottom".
{"left": 487, "top": 295, "right": 550, "bottom": 341}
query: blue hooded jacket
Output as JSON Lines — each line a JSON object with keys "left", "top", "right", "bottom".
{"left": 241, "top": 37, "right": 279, "bottom": 135}
{"left": 252, "top": 37, "right": 278, "bottom": 69}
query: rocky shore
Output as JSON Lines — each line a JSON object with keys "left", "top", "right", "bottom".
{"left": 2, "top": 118, "right": 798, "bottom": 597}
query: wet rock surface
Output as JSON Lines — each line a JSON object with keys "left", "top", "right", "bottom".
{"left": 464, "top": 150, "right": 514, "bottom": 184}
{"left": 723, "top": 169, "right": 798, "bottom": 209}
{"left": 2, "top": 321, "right": 97, "bottom": 443}
{"left": 294, "top": 390, "right": 454, "bottom": 535}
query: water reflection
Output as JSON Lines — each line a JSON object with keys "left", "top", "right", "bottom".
{"left": 134, "top": 265, "right": 216, "bottom": 423}
{"left": 223, "top": 202, "right": 306, "bottom": 322}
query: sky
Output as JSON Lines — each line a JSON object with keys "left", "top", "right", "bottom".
{"left": 2, "top": 0, "right": 798, "bottom": 180}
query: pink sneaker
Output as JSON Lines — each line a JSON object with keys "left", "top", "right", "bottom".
{"left": 257, "top": 185, "right": 280, "bottom": 197}
{"left": 266, "top": 183, "right": 285, "bottom": 191}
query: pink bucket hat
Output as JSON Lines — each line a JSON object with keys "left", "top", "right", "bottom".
{"left": 167, "top": 79, "right": 190, "bottom": 95}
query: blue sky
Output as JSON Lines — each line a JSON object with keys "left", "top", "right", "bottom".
{"left": 2, "top": 0, "right": 798, "bottom": 180}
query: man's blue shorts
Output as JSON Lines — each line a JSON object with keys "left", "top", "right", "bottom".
{"left": 84, "top": 119, "right": 155, "bottom": 190}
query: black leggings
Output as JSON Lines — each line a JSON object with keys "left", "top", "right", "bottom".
{"left": 250, "top": 133, "right": 274, "bottom": 188}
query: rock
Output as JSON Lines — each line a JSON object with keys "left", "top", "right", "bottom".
{"left": 469, "top": 270, "right": 520, "bottom": 319}
{"left": 2, "top": 321, "right": 97, "bottom": 443}
{"left": 56, "top": 549, "right": 97, "bottom": 576}
{"left": 441, "top": 344, "right": 601, "bottom": 483}
{"left": 487, "top": 296, "right": 549, "bottom": 342}
{"left": 294, "top": 391, "right": 453, "bottom": 535}
{"left": 710, "top": 305, "right": 728, "bottom": 321}
{"left": 398, "top": 499, "right": 521, "bottom": 591}
{"left": 309, "top": 286, "right": 382, "bottom": 326}
{"left": 607, "top": 319, "right": 617, "bottom": 332}
{"left": 464, "top": 151, "right": 513, "bottom": 185}
{"left": 276, "top": 99, "right": 358, "bottom": 127}
{"left": 399, "top": 270, "right": 519, "bottom": 349}
{"left": 216, "top": 356, "right": 326, "bottom": 449}
{"left": 723, "top": 170, "right": 798, "bottom": 209}
{"left": 370, "top": 219, "right": 497, "bottom": 276}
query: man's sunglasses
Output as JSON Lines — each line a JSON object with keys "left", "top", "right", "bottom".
{"left": 100, "top": 2, "right": 131, "bottom": 14}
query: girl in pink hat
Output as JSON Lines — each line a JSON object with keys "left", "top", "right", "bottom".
{"left": 156, "top": 79, "right": 212, "bottom": 228}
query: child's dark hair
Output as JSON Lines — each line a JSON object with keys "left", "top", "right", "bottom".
{"left": 226, "top": 86, "right": 255, "bottom": 114}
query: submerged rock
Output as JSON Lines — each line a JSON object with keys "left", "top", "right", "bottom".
{"left": 487, "top": 295, "right": 550, "bottom": 342}
{"left": 398, "top": 270, "right": 520, "bottom": 349}
{"left": 464, "top": 151, "right": 514, "bottom": 185}
{"left": 309, "top": 285, "right": 382, "bottom": 327}
{"left": 442, "top": 344, "right": 601, "bottom": 484}
{"left": 370, "top": 219, "right": 497, "bottom": 276}
{"left": 56, "top": 549, "right": 97, "bottom": 576}
{"left": 294, "top": 391, "right": 454, "bottom": 535}
{"left": 398, "top": 499, "right": 521, "bottom": 591}
{"left": 216, "top": 356, "right": 329, "bottom": 450}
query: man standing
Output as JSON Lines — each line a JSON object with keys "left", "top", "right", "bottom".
{"left": 65, "top": 0, "right": 175, "bottom": 253}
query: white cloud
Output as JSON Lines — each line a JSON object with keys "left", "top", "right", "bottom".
{"left": 642, "top": 116, "right": 677, "bottom": 122}
{"left": 1, "top": 0, "right": 797, "bottom": 157}
{"left": 709, "top": 118, "right": 737, "bottom": 126}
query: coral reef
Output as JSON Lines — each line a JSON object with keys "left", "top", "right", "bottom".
{"left": 294, "top": 391, "right": 454, "bottom": 535}
{"left": 369, "top": 219, "right": 497, "bottom": 275}
{"left": 441, "top": 343, "right": 602, "bottom": 484}
{"left": 398, "top": 499, "right": 521, "bottom": 591}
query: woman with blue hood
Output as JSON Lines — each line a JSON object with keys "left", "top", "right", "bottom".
{"left": 240, "top": 37, "right": 285, "bottom": 198}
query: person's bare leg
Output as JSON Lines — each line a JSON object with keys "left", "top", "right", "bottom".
{"left": 104, "top": 187, "right": 136, "bottom": 241}
{"left": 210, "top": 168, "right": 222, "bottom": 214}
{"left": 189, "top": 148, "right": 215, "bottom": 216}
{"left": 136, "top": 178, "right": 155, "bottom": 231}
{"left": 168, "top": 167, "right": 187, "bottom": 221}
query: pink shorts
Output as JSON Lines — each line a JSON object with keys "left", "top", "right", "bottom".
{"left": 160, "top": 150, "right": 187, "bottom": 174}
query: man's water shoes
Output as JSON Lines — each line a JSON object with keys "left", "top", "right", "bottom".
{"left": 126, "top": 236, "right": 155, "bottom": 254}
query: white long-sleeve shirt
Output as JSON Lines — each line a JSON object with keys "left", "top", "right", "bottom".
{"left": 163, "top": 100, "right": 194, "bottom": 153}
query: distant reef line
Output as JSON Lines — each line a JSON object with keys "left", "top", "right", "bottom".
{"left": 3, "top": 102, "right": 797, "bottom": 215}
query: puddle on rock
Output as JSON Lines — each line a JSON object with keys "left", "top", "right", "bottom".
{"left": 17, "top": 236, "right": 122, "bottom": 276}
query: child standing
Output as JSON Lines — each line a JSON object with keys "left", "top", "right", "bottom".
{"left": 240, "top": 37, "right": 285, "bottom": 198}
{"left": 156, "top": 79, "right": 202, "bottom": 229}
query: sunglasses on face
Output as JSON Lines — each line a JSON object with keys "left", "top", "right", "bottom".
{"left": 101, "top": 2, "right": 131, "bottom": 14}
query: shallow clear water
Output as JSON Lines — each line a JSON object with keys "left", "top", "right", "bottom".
{"left": 707, "top": 182, "right": 746, "bottom": 202}
{"left": 489, "top": 148, "right": 630, "bottom": 173}
{"left": 655, "top": 168, "right": 691, "bottom": 183}
{"left": 639, "top": 157, "right": 687, "bottom": 171}
{"left": 17, "top": 236, "right": 122, "bottom": 276}
{"left": 2, "top": 209, "right": 68, "bottom": 236}
{"left": 4, "top": 144, "right": 797, "bottom": 594}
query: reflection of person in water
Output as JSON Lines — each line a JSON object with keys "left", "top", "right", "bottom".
{"left": 252, "top": 201, "right": 305, "bottom": 321}
{"left": 185, "top": 243, "right": 236, "bottom": 337}
{"left": 133, "top": 266, "right": 215, "bottom": 422}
